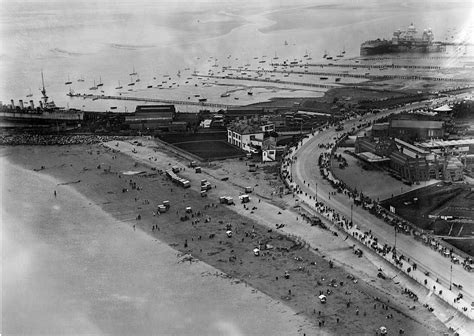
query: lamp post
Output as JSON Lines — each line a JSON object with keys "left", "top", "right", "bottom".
{"left": 449, "top": 265, "right": 452, "bottom": 290}
{"left": 394, "top": 226, "right": 397, "bottom": 253}
{"left": 350, "top": 203, "right": 353, "bottom": 224}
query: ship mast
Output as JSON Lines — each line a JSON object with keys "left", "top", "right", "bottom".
{"left": 40, "top": 70, "right": 48, "bottom": 104}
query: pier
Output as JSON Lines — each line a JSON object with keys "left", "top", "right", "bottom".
{"left": 193, "top": 74, "right": 340, "bottom": 89}
{"left": 271, "top": 62, "right": 444, "bottom": 70}
{"left": 70, "top": 94, "right": 235, "bottom": 109}
{"left": 227, "top": 68, "right": 474, "bottom": 83}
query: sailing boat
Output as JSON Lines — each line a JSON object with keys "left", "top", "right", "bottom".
{"left": 135, "top": 74, "right": 140, "bottom": 82}
{"left": 128, "top": 75, "right": 135, "bottom": 86}
{"left": 97, "top": 76, "right": 104, "bottom": 87}
{"left": 89, "top": 80, "right": 98, "bottom": 90}
{"left": 77, "top": 74, "right": 85, "bottom": 82}
{"left": 273, "top": 51, "right": 279, "bottom": 60}
{"left": 304, "top": 50, "right": 309, "bottom": 58}
{"left": 323, "top": 50, "right": 328, "bottom": 58}
{"left": 130, "top": 66, "right": 137, "bottom": 76}
{"left": 65, "top": 75, "right": 72, "bottom": 85}
{"left": 115, "top": 81, "right": 123, "bottom": 89}
{"left": 342, "top": 46, "right": 346, "bottom": 54}
{"left": 26, "top": 88, "right": 33, "bottom": 97}
{"left": 284, "top": 40, "right": 288, "bottom": 46}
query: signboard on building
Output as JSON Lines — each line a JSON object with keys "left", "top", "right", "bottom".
{"left": 389, "top": 206, "right": 396, "bottom": 214}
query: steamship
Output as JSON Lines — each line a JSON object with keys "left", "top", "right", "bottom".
{"left": 0, "top": 72, "right": 84, "bottom": 127}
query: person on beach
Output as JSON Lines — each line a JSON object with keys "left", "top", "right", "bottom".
{"left": 54, "top": 190, "right": 57, "bottom": 198}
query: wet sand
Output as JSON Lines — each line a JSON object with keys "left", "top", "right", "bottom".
{"left": 1, "top": 143, "right": 449, "bottom": 335}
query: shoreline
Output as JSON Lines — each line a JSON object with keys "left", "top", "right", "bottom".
{"left": 2, "top": 142, "right": 451, "bottom": 335}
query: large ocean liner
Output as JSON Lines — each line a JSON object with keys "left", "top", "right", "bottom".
{"left": 360, "top": 23, "right": 445, "bottom": 56}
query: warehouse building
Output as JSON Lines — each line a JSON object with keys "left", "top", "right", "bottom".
{"left": 125, "top": 105, "right": 176, "bottom": 130}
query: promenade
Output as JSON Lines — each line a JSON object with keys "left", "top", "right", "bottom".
{"left": 280, "top": 94, "right": 474, "bottom": 333}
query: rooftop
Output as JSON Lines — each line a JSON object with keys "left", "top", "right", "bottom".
{"left": 416, "top": 138, "right": 474, "bottom": 148}
{"left": 395, "top": 138, "right": 430, "bottom": 155}
{"left": 228, "top": 121, "right": 264, "bottom": 135}
{"left": 390, "top": 119, "right": 443, "bottom": 129}
{"left": 357, "top": 152, "right": 391, "bottom": 163}
{"left": 135, "top": 105, "right": 176, "bottom": 114}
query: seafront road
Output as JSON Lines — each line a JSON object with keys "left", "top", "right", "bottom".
{"left": 290, "top": 94, "right": 474, "bottom": 316}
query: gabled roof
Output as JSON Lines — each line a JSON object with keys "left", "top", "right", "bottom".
{"left": 135, "top": 105, "right": 175, "bottom": 114}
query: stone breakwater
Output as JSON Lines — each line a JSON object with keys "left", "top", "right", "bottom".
{"left": 0, "top": 134, "right": 129, "bottom": 146}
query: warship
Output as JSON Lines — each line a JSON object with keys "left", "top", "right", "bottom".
{"left": 0, "top": 72, "right": 84, "bottom": 127}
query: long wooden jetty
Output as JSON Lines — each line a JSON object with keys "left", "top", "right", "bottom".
{"left": 271, "top": 62, "right": 444, "bottom": 70}
{"left": 227, "top": 68, "right": 474, "bottom": 83}
{"left": 70, "top": 94, "right": 234, "bottom": 109}
{"left": 193, "top": 74, "right": 341, "bottom": 89}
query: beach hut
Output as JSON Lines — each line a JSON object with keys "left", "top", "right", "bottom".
{"left": 245, "top": 186, "right": 253, "bottom": 193}
{"left": 200, "top": 191, "right": 207, "bottom": 197}
{"left": 318, "top": 295, "right": 327, "bottom": 303}
{"left": 195, "top": 166, "right": 202, "bottom": 173}
{"left": 185, "top": 206, "right": 192, "bottom": 213}
{"left": 226, "top": 230, "right": 233, "bottom": 238}
{"left": 379, "top": 326, "right": 387, "bottom": 335}
{"left": 163, "top": 200, "right": 170, "bottom": 209}
{"left": 253, "top": 248, "right": 260, "bottom": 256}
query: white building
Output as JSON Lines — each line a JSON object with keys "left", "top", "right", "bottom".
{"left": 227, "top": 121, "right": 274, "bottom": 153}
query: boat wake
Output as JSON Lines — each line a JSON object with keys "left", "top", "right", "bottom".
{"left": 50, "top": 48, "right": 85, "bottom": 57}
{"left": 109, "top": 43, "right": 155, "bottom": 50}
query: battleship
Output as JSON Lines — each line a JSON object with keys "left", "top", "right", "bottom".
{"left": 0, "top": 72, "right": 84, "bottom": 127}
{"left": 360, "top": 23, "right": 446, "bottom": 56}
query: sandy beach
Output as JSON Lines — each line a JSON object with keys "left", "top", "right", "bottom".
{"left": 1, "top": 153, "right": 319, "bottom": 335}
{"left": 1, "top": 140, "right": 451, "bottom": 335}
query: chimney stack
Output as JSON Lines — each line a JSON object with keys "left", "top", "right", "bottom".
{"left": 29, "top": 100, "right": 35, "bottom": 109}
{"left": 10, "top": 99, "right": 15, "bottom": 109}
{"left": 19, "top": 99, "right": 24, "bottom": 109}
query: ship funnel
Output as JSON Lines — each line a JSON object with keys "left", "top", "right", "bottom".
{"left": 19, "top": 99, "right": 24, "bottom": 109}
{"left": 39, "top": 100, "right": 43, "bottom": 108}
{"left": 10, "top": 99, "right": 15, "bottom": 109}
{"left": 29, "top": 100, "right": 35, "bottom": 109}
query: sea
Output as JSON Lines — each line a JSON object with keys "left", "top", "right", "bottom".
{"left": 1, "top": 0, "right": 473, "bottom": 113}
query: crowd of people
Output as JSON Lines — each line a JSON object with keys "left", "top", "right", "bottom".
{"left": 279, "top": 122, "right": 472, "bottom": 316}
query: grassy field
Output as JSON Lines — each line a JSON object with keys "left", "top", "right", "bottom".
{"left": 159, "top": 132, "right": 227, "bottom": 144}
{"left": 173, "top": 140, "right": 245, "bottom": 160}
